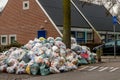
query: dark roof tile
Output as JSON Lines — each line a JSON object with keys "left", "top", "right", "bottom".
{"left": 38, "top": 0, "right": 120, "bottom": 32}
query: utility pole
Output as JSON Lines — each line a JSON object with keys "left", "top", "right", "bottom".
{"left": 63, "top": 0, "right": 71, "bottom": 48}
{"left": 113, "top": 16, "right": 117, "bottom": 59}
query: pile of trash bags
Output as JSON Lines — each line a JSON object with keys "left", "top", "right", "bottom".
{"left": 0, "top": 37, "right": 96, "bottom": 75}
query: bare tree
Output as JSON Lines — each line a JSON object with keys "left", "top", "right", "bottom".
{"left": 63, "top": 0, "right": 71, "bottom": 48}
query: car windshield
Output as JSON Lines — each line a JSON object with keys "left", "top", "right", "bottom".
{"left": 117, "top": 40, "right": 120, "bottom": 46}
{"left": 105, "top": 41, "right": 115, "bottom": 46}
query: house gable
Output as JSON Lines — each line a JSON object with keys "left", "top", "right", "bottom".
{"left": 73, "top": 0, "right": 120, "bottom": 32}
{"left": 0, "top": 0, "right": 61, "bottom": 45}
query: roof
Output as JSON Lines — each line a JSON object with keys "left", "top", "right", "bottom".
{"left": 73, "top": 0, "right": 120, "bottom": 32}
{"left": 38, "top": 0, "right": 120, "bottom": 32}
{"left": 0, "top": 0, "right": 8, "bottom": 12}
{"left": 38, "top": 0, "right": 90, "bottom": 29}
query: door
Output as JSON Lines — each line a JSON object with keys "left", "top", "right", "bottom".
{"left": 37, "top": 30, "right": 46, "bottom": 38}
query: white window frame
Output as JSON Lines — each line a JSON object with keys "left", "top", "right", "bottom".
{"left": 23, "top": 1, "right": 29, "bottom": 10}
{"left": 77, "top": 32, "right": 84, "bottom": 38}
{"left": 1, "top": 35, "right": 8, "bottom": 45}
{"left": 87, "top": 33, "right": 93, "bottom": 40}
{"left": 9, "top": 34, "right": 17, "bottom": 44}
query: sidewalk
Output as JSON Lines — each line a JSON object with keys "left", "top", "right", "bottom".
{"left": 101, "top": 56, "right": 120, "bottom": 62}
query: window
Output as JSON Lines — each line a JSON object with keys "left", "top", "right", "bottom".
{"left": 9, "top": 35, "right": 16, "bottom": 44}
{"left": 101, "top": 35, "right": 105, "bottom": 40}
{"left": 77, "top": 32, "right": 84, "bottom": 38}
{"left": 87, "top": 33, "right": 92, "bottom": 40}
{"left": 23, "top": 1, "right": 29, "bottom": 10}
{"left": 1, "top": 35, "right": 7, "bottom": 45}
{"left": 108, "top": 34, "right": 112, "bottom": 39}
{"left": 117, "top": 34, "right": 120, "bottom": 39}
{"left": 71, "top": 31, "right": 76, "bottom": 38}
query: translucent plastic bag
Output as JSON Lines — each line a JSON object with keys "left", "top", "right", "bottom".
{"left": 89, "top": 53, "right": 96, "bottom": 64}
{"left": 30, "top": 62, "right": 39, "bottom": 75}
{"left": 47, "top": 37, "right": 54, "bottom": 46}
{"left": 81, "top": 52, "right": 89, "bottom": 59}
{"left": 55, "top": 41, "right": 66, "bottom": 49}
{"left": 39, "top": 37, "right": 45, "bottom": 42}
{"left": 55, "top": 37, "right": 62, "bottom": 41}
{"left": 40, "top": 63, "right": 50, "bottom": 76}
{"left": 0, "top": 64, "right": 7, "bottom": 72}
{"left": 7, "top": 66, "right": 15, "bottom": 73}
{"left": 26, "top": 65, "right": 31, "bottom": 74}
{"left": 71, "top": 37, "right": 77, "bottom": 44}
{"left": 22, "top": 53, "right": 30, "bottom": 63}
{"left": 71, "top": 44, "right": 82, "bottom": 54}
{"left": 59, "top": 65, "right": 67, "bottom": 72}
{"left": 16, "top": 68, "right": 26, "bottom": 74}
{"left": 50, "top": 66, "right": 60, "bottom": 73}
{"left": 78, "top": 58, "right": 88, "bottom": 65}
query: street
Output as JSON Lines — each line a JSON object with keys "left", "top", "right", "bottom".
{"left": 27, "top": 62, "right": 120, "bottom": 80}
{"left": 0, "top": 57, "right": 120, "bottom": 80}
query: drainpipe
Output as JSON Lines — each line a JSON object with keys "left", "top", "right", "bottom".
{"left": 71, "top": 0, "right": 102, "bottom": 43}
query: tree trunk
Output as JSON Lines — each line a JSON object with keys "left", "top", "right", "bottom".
{"left": 63, "top": 0, "right": 71, "bottom": 48}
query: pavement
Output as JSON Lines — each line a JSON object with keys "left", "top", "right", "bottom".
{"left": 0, "top": 56, "right": 120, "bottom": 80}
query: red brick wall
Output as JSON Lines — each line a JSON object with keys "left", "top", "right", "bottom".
{"left": 0, "top": 0, "right": 61, "bottom": 44}
{"left": 93, "top": 31, "right": 102, "bottom": 43}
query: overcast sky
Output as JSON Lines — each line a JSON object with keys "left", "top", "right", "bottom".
{"left": 0, "top": 0, "right": 8, "bottom": 12}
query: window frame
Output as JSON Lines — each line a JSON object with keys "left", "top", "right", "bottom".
{"left": 77, "top": 32, "right": 84, "bottom": 38}
{"left": 23, "top": 1, "right": 29, "bottom": 10}
{"left": 9, "top": 34, "right": 17, "bottom": 44}
{"left": 87, "top": 33, "right": 93, "bottom": 40}
{"left": 1, "top": 35, "right": 8, "bottom": 45}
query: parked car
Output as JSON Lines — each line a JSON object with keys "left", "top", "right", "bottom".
{"left": 92, "top": 40, "right": 120, "bottom": 55}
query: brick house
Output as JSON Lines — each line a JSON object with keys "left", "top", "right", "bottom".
{"left": 0, "top": 0, "right": 61, "bottom": 45}
{"left": 1, "top": 0, "right": 120, "bottom": 45}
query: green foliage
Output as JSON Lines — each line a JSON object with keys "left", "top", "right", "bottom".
{"left": 10, "top": 41, "right": 22, "bottom": 47}
{"left": 0, "top": 41, "right": 23, "bottom": 52}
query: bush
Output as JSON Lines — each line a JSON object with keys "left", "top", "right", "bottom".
{"left": 0, "top": 41, "right": 23, "bottom": 52}
{"left": 9, "top": 41, "right": 22, "bottom": 47}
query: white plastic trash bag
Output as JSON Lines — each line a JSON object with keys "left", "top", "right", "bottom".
{"left": 50, "top": 66, "right": 60, "bottom": 73}
{"left": 55, "top": 37, "right": 62, "bottom": 41}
